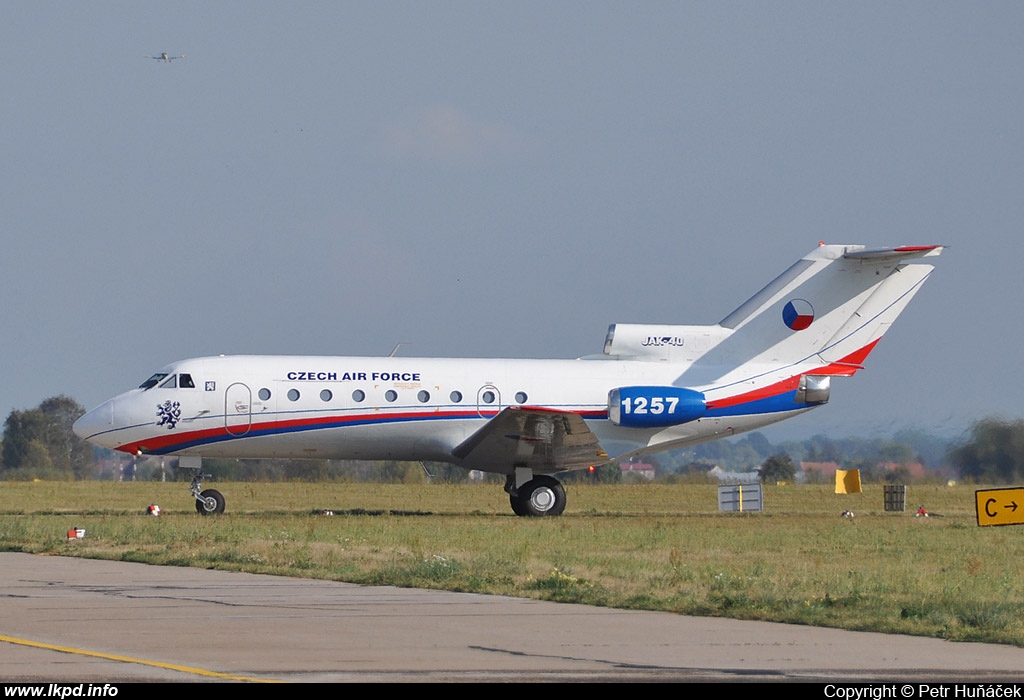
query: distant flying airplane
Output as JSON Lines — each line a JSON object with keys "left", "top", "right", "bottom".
{"left": 145, "top": 52, "right": 186, "bottom": 62}
{"left": 73, "top": 243, "right": 943, "bottom": 517}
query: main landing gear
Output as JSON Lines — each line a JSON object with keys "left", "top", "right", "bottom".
{"left": 179, "top": 456, "right": 225, "bottom": 516}
{"left": 505, "top": 470, "right": 566, "bottom": 517}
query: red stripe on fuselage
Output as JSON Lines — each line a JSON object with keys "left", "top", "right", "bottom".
{"left": 116, "top": 409, "right": 481, "bottom": 455}
{"left": 113, "top": 407, "right": 609, "bottom": 456}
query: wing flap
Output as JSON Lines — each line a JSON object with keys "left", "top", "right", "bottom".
{"left": 452, "top": 407, "right": 608, "bottom": 474}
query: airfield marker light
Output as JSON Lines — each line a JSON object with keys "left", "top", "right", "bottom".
{"left": 147, "top": 504, "right": 161, "bottom": 517}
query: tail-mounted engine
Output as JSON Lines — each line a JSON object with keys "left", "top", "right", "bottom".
{"left": 608, "top": 386, "right": 706, "bottom": 429}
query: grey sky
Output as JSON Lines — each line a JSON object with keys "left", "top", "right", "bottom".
{"left": 2, "top": 2, "right": 1020, "bottom": 442}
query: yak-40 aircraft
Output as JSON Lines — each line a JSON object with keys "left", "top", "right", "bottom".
{"left": 74, "top": 243, "right": 943, "bottom": 516}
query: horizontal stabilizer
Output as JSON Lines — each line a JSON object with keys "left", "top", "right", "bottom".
{"left": 843, "top": 245, "right": 944, "bottom": 262}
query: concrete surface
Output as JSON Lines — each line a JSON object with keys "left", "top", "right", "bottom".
{"left": 2, "top": 552, "right": 1023, "bottom": 683}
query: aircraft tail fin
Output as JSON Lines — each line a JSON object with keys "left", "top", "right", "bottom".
{"left": 602, "top": 244, "right": 943, "bottom": 379}
{"left": 711, "top": 243, "right": 942, "bottom": 374}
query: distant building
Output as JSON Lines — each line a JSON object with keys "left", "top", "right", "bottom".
{"left": 619, "top": 461, "right": 656, "bottom": 481}
{"left": 800, "top": 461, "right": 841, "bottom": 481}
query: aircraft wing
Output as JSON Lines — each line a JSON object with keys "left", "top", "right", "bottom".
{"left": 452, "top": 407, "right": 608, "bottom": 474}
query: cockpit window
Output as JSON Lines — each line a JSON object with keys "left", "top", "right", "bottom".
{"left": 159, "top": 374, "right": 177, "bottom": 389}
{"left": 179, "top": 374, "right": 195, "bottom": 388}
{"left": 139, "top": 373, "right": 168, "bottom": 390}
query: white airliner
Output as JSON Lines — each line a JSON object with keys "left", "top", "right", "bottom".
{"left": 73, "top": 243, "right": 943, "bottom": 516}
{"left": 145, "top": 52, "right": 186, "bottom": 62}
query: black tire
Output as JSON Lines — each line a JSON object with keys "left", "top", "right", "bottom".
{"left": 512, "top": 476, "right": 566, "bottom": 517}
{"left": 509, "top": 492, "right": 528, "bottom": 516}
{"left": 195, "top": 488, "right": 225, "bottom": 515}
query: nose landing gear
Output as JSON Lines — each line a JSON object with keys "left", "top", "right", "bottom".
{"left": 194, "top": 485, "right": 225, "bottom": 515}
{"left": 180, "top": 458, "right": 225, "bottom": 515}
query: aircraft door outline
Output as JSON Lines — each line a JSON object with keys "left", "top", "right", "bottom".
{"left": 225, "top": 383, "right": 252, "bottom": 436}
{"left": 477, "top": 384, "right": 501, "bottom": 418}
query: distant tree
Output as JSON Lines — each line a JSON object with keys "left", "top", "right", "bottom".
{"left": 948, "top": 418, "right": 1024, "bottom": 483}
{"left": 840, "top": 456, "right": 878, "bottom": 483}
{"left": 283, "top": 459, "right": 329, "bottom": 482}
{"left": 39, "top": 396, "right": 92, "bottom": 478}
{"left": 421, "top": 461, "right": 472, "bottom": 483}
{"left": 594, "top": 462, "right": 622, "bottom": 483}
{"left": 679, "top": 461, "right": 716, "bottom": 475}
{"left": 801, "top": 467, "right": 828, "bottom": 485}
{"left": 894, "top": 427, "right": 953, "bottom": 469}
{"left": 2, "top": 409, "right": 49, "bottom": 471}
{"left": 2, "top": 396, "right": 89, "bottom": 478}
{"left": 758, "top": 453, "right": 796, "bottom": 484}
{"left": 353, "top": 460, "right": 424, "bottom": 483}
{"left": 693, "top": 439, "right": 732, "bottom": 463}
{"left": 885, "top": 464, "right": 913, "bottom": 484}
{"left": 805, "top": 435, "right": 841, "bottom": 464}
{"left": 878, "top": 440, "right": 915, "bottom": 464}
{"left": 738, "top": 432, "right": 774, "bottom": 459}
{"left": 19, "top": 439, "right": 54, "bottom": 473}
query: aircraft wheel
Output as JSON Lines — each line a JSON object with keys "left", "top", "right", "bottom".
{"left": 195, "top": 488, "right": 225, "bottom": 516}
{"left": 509, "top": 493, "right": 528, "bottom": 516}
{"left": 513, "top": 476, "right": 566, "bottom": 517}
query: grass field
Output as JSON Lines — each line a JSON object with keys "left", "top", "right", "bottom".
{"left": 2, "top": 480, "right": 1022, "bottom": 646}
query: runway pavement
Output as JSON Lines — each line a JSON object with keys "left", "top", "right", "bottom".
{"left": 2, "top": 552, "right": 1023, "bottom": 683}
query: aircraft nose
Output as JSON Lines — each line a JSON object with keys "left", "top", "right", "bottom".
{"left": 73, "top": 400, "right": 115, "bottom": 442}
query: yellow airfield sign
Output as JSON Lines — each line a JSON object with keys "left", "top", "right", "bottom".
{"left": 975, "top": 487, "right": 1024, "bottom": 527}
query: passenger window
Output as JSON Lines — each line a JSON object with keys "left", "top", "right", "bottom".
{"left": 515, "top": 391, "right": 528, "bottom": 404}
{"left": 450, "top": 391, "right": 463, "bottom": 403}
{"left": 258, "top": 388, "right": 271, "bottom": 401}
{"left": 320, "top": 389, "right": 333, "bottom": 402}
{"left": 287, "top": 389, "right": 300, "bottom": 401}
{"left": 385, "top": 390, "right": 398, "bottom": 402}
{"left": 159, "top": 375, "right": 177, "bottom": 389}
{"left": 417, "top": 390, "right": 430, "bottom": 403}
{"left": 179, "top": 374, "right": 195, "bottom": 388}
{"left": 352, "top": 389, "right": 365, "bottom": 402}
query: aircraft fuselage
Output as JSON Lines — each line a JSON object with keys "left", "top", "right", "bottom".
{"left": 72, "top": 354, "right": 811, "bottom": 471}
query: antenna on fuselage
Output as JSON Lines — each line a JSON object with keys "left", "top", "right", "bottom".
{"left": 388, "top": 342, "right": 410, "bottom": 357}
